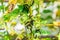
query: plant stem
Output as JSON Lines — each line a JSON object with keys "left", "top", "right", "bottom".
{"left": 1, "top": 0, "right": 4, "bottom": 13}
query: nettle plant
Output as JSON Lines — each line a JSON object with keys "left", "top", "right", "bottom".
{"left": 0, "top": 0, "right": 41, "bottom": 40}
{"left": 0, "top": 0, "right": 59, "bottom": 40}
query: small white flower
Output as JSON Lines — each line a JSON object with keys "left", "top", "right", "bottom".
{"left": 33, "top": 10, "right": 37, "bottom": 16}
{"left": 14, "top": 23, "right": 25, "bottom": 34}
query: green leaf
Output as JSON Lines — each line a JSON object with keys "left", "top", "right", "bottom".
{"left": 57, "top": 5, "right": 60, "bottom": 9}
{"left": 3, "top": 8, "right": 19, "bottom": 21}
{"left": 20, "top": 14, "right": 29, "bottom": 24}
{"left": 44, "top": 38, "right": 51, "bottom": 40}
{"left": 18, "top": 5, "right": 24, "bottom": 12}
{"left": 9, "top": 9, "right": 19, "bottom": 20}
{"left": 23, "top": 4, "right": 30, "bottom": 13}
{"left": 46, "top": 16, "right": 52, "bottom": 19}
{"left": 40, "top": 29, "right": 51, "bottom": 35}
{"left": 4, "top": 36, "right": 10, "bottom": 40}
{"left": 3, "top": 14, "right": 10, "bottom": 21}
{"left": 34, "top": 0, "right": 39, "bottom": 4}
{"left": 18, "top": 4, "right": 30, "bottom": 13}
{"left": 43, "top": 9, "right": 52, "bottom": 13}
{"left": 10, "top": 9, "right": 19, "bottom": 16}
{"left": 5, "top": 5, "right": 9, "bottom": 11}
{"left": 0, "top": 5, "right": 4, "bottom": 10}
{"left": 50, "top": 0, "right": 56, "bottom": 2}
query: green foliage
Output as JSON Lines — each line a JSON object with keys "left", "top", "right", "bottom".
{"left": 0, "top": 5, "right": 4, "bottom": 11}
{"left": 43, "top": 9, "right": 52, "bottom": 13}
{"left": 4, "top": 36, "right": 10, "bottom": 40}
{"left": 50, "top": 0, "right": 56, "bottom": 2}
{"left": 41, "top": 20, "right": 47, "bottom": 24}
{"left": 44, "top": 0, "right": 56, "bottom": 3}
{"left": 3, "top": 14, "right": 10, "bottom": 22}
{"left": 18, "top": 5, "right": 24, "bottom": 12}
{"left": 17, "top": 0, "right": 24, "bottom": 5}
{"left": 18, "top": 4, "right": 30, "bottom": 13}
{"left": 46, "top": 16, "right": 52, "bottom": 19}
{"left": 42, "top": 38, "right": 51, "bottom": 40}
{"left": 57, "top": 5, "right": 60, "bottom": 9}
{"left": 5, "top": 5, "right": 9, "bottom": 11}
{"left": 3, "top": 8, "right": 19, "bottom": 21}
{"left": 40, "top": 29, "right": 51, "bottom": 35}
{"left": 10, "top": 9, "right": 19, "bottom": 16}
{"left": 34, "top": 0, "right": 39, "bottom": 4}
{"left": 0, "top": 0, "right": 59, "bottom": 40}
{"left": 20, "top": 14, "right": 29, "bottom": 24}
{"left": 3, "top": 4, "right": 30, "bottom": 22}
{"left": 0, "top": 31, "right": 10, "bottom": 40}
{"left": 23, "top": 4, "right": 30, "bottom": 13}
